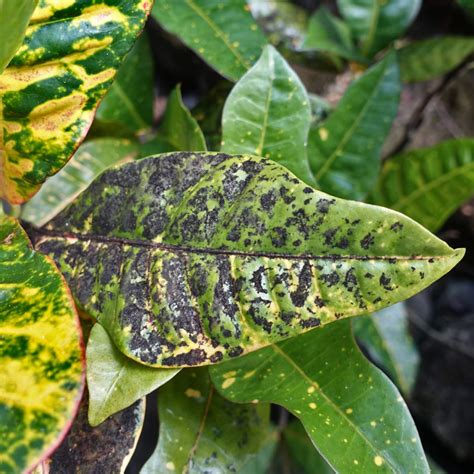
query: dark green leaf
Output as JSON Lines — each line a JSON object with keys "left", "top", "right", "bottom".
{"left": 337, "top": 0, "right": 421, "bottom": 57}
{"left": 34, "top": 152, "right": 463, "bottom": 368}
{"left": 142, "top": 368, "right": 271, "bottom": 473}
{"left": 87, "top": 324, "right": 179, "bottom": 426}
{"left": 309, "top": 53, "right": 400, "bottom": 200}
{"left": 210, "top": 320, "right": 429, "bottom": 473}
{"left": 152, "top": 0, "right": 267, "bottom": 81}
{"left": 222, "top": 46, "right": 317, "bottom": 187}
{"left": 398, "top": 37, "right": 474, "bottom": 83}
{"left": 457, "top": 0, "right": 474, "bottom": 17}
{"left": 368, "top": 139, "right": 474, "bottom": 232}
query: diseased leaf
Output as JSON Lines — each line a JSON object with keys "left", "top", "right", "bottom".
{"left": 398, "top": 37, "right": 474, "bottom": 83}
{"left": 309, "top": 53, "right": 400, "bottom": 200}
{"left": 337, "top": 0, "right": 421, "bottom": 57}
{"left": 210, "top": 320, "right": 429, "bottom": 473}
{"left": 353, "top": 303, "right": 419, "bottom": 395}
{"left": 0, "top": 0, "right": 37, "bottom": 74}
{"left": 152, "top": 0, "right": 267, "bottom": 81}
{"left": 141, "top": 368, "right": 271, "bottom": 474}
{"left": 0, "top": 216, "right": 84, "bottom": 473}
{"left": 22, "top": 138, "right": 139, "bottom": 227}
{"left": 34, "top": 152, "right": 464, "bottom": 368}
{"left": 48, "top": 394, "right": 144, "bottom": 474}
{"left": 87, "top": 324, "right": 179, "bottom": 426}
{"left": 368, "top": 139, "right": 474, "bottom": 232}
{"left": 0, "top": 0, "right": 151, "bottom": 204}
{"left": 222, "top": 46, "right": 317, "bottom": 187}
{"left": 93, "top": 33, "right": 154, "bottom": 136}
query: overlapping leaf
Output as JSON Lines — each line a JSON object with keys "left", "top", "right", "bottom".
{"left": 142, "top": 368, "right": 271, "bottom": 473}
{"left": 0, "top": 0, "right": 151, "bottom": 204}
{"left": 0, "top": 216, "right": 84, "bottom": 473}
{"left": 34, "top": 152, "right": 463, "bottom": 368}
{"left": 210, "top": 320, "right": 429, "bottom": 473}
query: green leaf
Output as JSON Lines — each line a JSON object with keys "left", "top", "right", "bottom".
{"left": 48, "top": 396, "right": 145, "bottom": 473}
{"left": 0, "top": 0, "right": 152, "bottom": 204}
{"left": 0, "top": 0, "right": 37, "bottom": 74}
{"left": 301, "top": 7, "right": 361, "bottom": 62}
{"left": 34, "top": 152, "right": 463, "bottom": 368}
{"left": 142, "top": 368, "right": 271, "bottom": 474}
{"left": 337, "top": 0, "right": 421, "bottom": 57}
{"left": 93, "top": 33, "right": 154, "bottom": 136}
{"left": 457, "top": 0, "right": 474, "bottom": 17}
{"left": 0, "top": 216, "right": 84, "bottom": 473}
{"left": 368, "top": 139, "right": 474, "bottom": 232}
{"left": 210, "top": 319, "right": 429, "bottom": 473}
{"left": 152, "top": 0, "right": 267, "bottom": 81}
{"left": 353, "top": 303, "right": 419, "bottom": 395}
{"left": 222, "top": 45, "right": 317, "bottom": 187}
{"left": 22, "top": 138, "right": 139, "bottom": 227}
{"left": 309, "top": 53, "right": 400, "bottom": 200}
{"left": 398, "top": 36, "right": 474, "bottom": 83}
{"left": 87, "top": 324, "right": 179, "bottom": 426}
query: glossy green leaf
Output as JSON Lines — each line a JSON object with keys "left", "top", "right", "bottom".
{"left": 309, "top": 53, "right": 400, "bottom": 200}
{"left": 353, "top": 303, "right": 419, "bottom": 395}
{"left": 398, "top": 37, "right": 474, "bottom": 83}
{"left": 337, "top": 0, "right": 421, "bottom": 57}
{"left": 87, "top": 324, "right": 179, "bottom": 426}
{"left": 34, "top": 152, "right": 463, "bottom": 368}
{"left": 142, "top": 368, "right": 271, "bottom": 474}
{"left": 49, "top": 395, "right": 144, "bottom": 473}
{"left": 210, "top": 319, "right": 429, "bottom": 473}
{"left": 94, "top": 33, "right": 154, "bottom": 136}
{"left": 222, "top": 45, "right": 317, "bottom": 187}
{"left": 0, "top": 0, "right": 151, "bottom": 204}
{"left": 22, "top": 138, "right": 139, "bottom": 227}
{"left": 0, "top": 0, "right": 37, "bottom": 74}
{"left": 152, "top": 0, "right": 267, "bottom": 81}
{"left": 0, "top": 216, "right": 84, "bottom": 473}
{"left": 369, "top": 139, "right": 474, "bottom": 232}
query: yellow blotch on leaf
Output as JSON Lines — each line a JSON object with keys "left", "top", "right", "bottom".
{"left": 374, "top": 456, "right": 384, "bottom": 466}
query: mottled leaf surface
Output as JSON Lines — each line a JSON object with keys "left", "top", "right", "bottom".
{"left": 369, "top": 139, "right": 474, "bottom": 232}
{"left": 87, "top": 324, "right": 179, "bottom": 426}
{"left": 152, "top": 0, "right": 266, "bottom": 81}
{"left": 337, "top": 0, "right": 421, "bottom": 57}
{"left": 22, "top": 138, "right": 139, "bottom": 227}
{"left": 398, "top": 37, "right": 474, "bottom": 83}
{"left": 353, "top": 303, "right": 419, "bottom": 395}
{"left": 0, "top": 0, "right": 151, "bottom": 204}
{"left": 0, "top": 216, "right": 84, "bottom": 473}
{"left": 222, "top": 46, "right": 317, "bottom": 187}
{"left": 34, "top": 152, "right": 463, "bottom": 368}
{"left": 142, "top": 368, "right": 271, "bottom": 474}
{"left": 210, "top": 320, "right": 429, "bottom": 473}
{"left": 309, "top": 53, "right": 400, "bottom": 200}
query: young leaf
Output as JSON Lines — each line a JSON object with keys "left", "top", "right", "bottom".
{"left": 0, "top": 0, "right": 37, "bottom": 74}
{"left": 368, "top": 139, "right": 474, "bottom": 232}
{"left": 210, "top": 320, "right": 430, "bottom": 473}
{"left": 87, "top": 324, "right": 179, "bottom": 426}
{"left": 152, "top": 0, "right": 267, "bottom": 81}
{"left": 309, "top": 53, "right": 400, "bottom": 200}
{"left": 22, "top": 138, "right": 139, "bottom": 227}
{"left": 0, "top": 216, "right": 84, "bottom": 473}
{"left": 142, "top": 368, "right": 271, "bottom": 474}
{"left": 222, "top": 45, "right": 317, "bottom": 188}
{"left": 337, "top": 0, "right": 421, "bottom": 57}
{"left": 398, "top": 37, "right": 474, "bottom": 83}
{"left": 34, "top": 152, "right": 464, "bottom": 368}
{"left": 49, "top": 395, "right": 145, "bottom": 473}
{"left": 353, "top": 303, "right": 419, "bottom": 395}
{"left": 94, "top": 33, "right": 155, "bottom": 136}
{"left": 0, "top": 0, "right": 151, "bottom": 204}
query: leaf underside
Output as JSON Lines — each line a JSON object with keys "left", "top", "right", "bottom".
{"left": 34, "top": 152, "right": 463, "bottom": 368}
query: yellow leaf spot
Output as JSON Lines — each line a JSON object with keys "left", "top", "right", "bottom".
{"left": 370, "top": 421, "right": 377, "bottom": 427}
{"left": 307, "top": 386, "right": 315, "bottom": 394}
{"left": 319, "top": 128, "right": 329, "bottom": 141}
{"left": 185, "top": 388, "right": 201, "bottom": 399}
{"left": 165, "top": 462, "right": 175, "bottom": 471}
{"left": 243, "top": 370, "right": 256, "bottom": 379}
{"left": 222, "top": 378, "right": 236, "bottom": 389}
{"left": 346, "top": 408, "right": 353, "bottom": 414}
{"left": 309, "top": 402, "right": 317, "bottom": 409}
{"left": 223, "top": 371, "right": 236, "bottom": 378}
{"left": 374, "top": 456, "right": 384, "bottom": 466}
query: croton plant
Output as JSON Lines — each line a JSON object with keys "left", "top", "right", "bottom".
{"left": 1, "top": 0, "right": 473, "bottom": 473}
